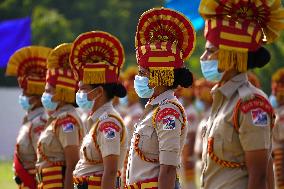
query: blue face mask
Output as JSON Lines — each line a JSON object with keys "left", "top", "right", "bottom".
{"left": 200, "top": 60, "right": 222, "bottom": 81}
{"left": 269, "top": 95, "right": 278, "bottom": 108}
{"left": 119, "top": 96, "right": 128, "bottom": 106}
{"left": 18, "top": 95, "right": 31, "bottom": 110}
{"left": 41, "top": 92, "right": 58, "bottom": 111}
{"left": 76, "top": 92, "right": 93, "bottom": 110}
{"left": 195, "top": 98, "right": 205, "bottom": 112}
{"left": 134, "top": 75, "right": 154, "bottom": 98}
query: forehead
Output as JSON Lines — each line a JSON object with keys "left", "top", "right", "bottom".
{"left": 78, "top": 81, "right": 92, "bottom": 89}
{"left": 205, "top": 40, "right": 217, "bottom": 49}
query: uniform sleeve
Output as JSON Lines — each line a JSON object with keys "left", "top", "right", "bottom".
{"left": 97, "top": 117, "right": 122, "bottom": 158}
{"left": 155, "top": 104, "right": 183, "bottom": 166}
{"left": 57, "top": 116, "right": 81, "bottom": 148}
{"left": 238, "top": 106, "right": 271, "bottom": 151}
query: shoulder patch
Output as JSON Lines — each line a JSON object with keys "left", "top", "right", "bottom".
{"left": 240, "top": 97, "right": 273, "bottom": 114}
{"left": 55, "top": 115, "right": 78, "bottom": 133}
{"left": 99, "top": 121, "right": 120, "bottom": 139}
{"left": 33, "top": 125, "right": 45, "bottom": 135}
{"left": 251, "top": 108, "right": 268, "bottom": 127}
{"left": 156, "top": 108, "right": 180, "bottom": 122}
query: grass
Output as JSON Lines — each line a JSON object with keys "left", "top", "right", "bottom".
{"left": 0, "top": 161, "right": 17, "bottom": 189}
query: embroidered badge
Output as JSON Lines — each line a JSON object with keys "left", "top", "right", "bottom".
{"left": 63, "top": 123, "right": 74, "bottom": 132}
{"left": 251, "top": 108, "right": 268, "bottom": 127}
{"left": 99, "top": 112, "right": 108, "bottom": 121}
{"left": 162, "top": 115, "right": 176, "bottom": 130}
{"left": 99, "top": 121, "right": 120, "bottom": 140}
{"left": 33, "top": 125, "right": 45, "bottom": 135}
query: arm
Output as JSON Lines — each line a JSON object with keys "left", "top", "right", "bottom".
{"left": 102, "top": 155, "right": 119, "bottom": 189}
{"left": 158, "top": 164, "right": 176, "bottom": 189}
{"left": 267, "top": 155, "right": 275, "bottom": 189}
{"left": 64, "top": 145, "right": 79, "bottom": 189}
{"left": 245, "top": 149, "right": 269, "bottom": 189}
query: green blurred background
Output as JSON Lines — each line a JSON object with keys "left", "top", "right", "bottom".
{"left": 0, "top": 0, "right": 284, "bottom": 94}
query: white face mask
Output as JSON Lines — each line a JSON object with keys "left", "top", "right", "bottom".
{"left": 200, "top": 60, "right": 223, "bottom": 81}
{"left": 134, "top": 75, "right": 154, "bottom": 98}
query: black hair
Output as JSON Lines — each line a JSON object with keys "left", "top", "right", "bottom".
{"left": 90, "top": 83, "right": 127, "bottom": 100}
{"left": 170, "top": 67, "right": 193, "bottom": 89}
{"left": 247, "top": 47, "right": 271, "bottom": 70}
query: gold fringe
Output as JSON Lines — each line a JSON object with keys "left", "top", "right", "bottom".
{"left": 26, "top": 81, "right": 45, "bottom": 96}
{"left": 149, "top": 67, "right": 174, "bottom": 86}
{"left": 83, "top": 68, "right": 106, "bottom": 84}
{"left": 54, "top": 85, "right": 75, "bottom": 103}
{"left": 218, "top": 49, "right": 248, "bottom": 73}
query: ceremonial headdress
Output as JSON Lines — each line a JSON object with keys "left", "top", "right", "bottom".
{"left": 135, "top": 8, "right": 196, "bottom": 86}
{"left": 199, "top": 0, "right": 284, "bottom": 72}
{"left": 46, "top": 43, "right": 77, "bottom": 103}
{"left": 6, "top": 46, "right": 51, "bottom": 95}
{"left": 121, "top": 66, "right": 139, "bottom": 103}
{"left": 69, "top": 31, "right": 125, "bottom": 85}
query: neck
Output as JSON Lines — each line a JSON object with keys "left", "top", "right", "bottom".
{"left": 219, "top": 69, "right": 240, "bottom": 86}
{"left": 153, "top": 86, "right": 168, "bottom": 98}
{"left": 91, "top": 95, "right": 109, "bottom": 113}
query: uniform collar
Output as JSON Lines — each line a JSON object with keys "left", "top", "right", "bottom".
{"left": 149, "top": 89, "right": 175, "bottom": 105}
{"left": 90, "top": 101, "right": 113, "bottom": 121}
{"left": 27, "top": 107, "right": 44, "bottom": 121}
{"left": 213, "top": 73, "right": 248, "bottom": 99}
{"left": 50, "top": 104, "right": 74, "bottom": 118}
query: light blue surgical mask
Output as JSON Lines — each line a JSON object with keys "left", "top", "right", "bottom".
{"left": 76, "top": 92, "right": 93, "bottom": 110}
{"left": 194, "top": 98, "right": 205, "bottom": 112}
{"left": 119, "top": 96, "right": 128, "bottom": 106}
{"left": 18, "top": 95, "right": 31, "bottom": 110}
{"left": 200, "top": 60, "right": 222, "bottom": 81}
{"left": 269, "top": 95, "right": 278, "bottom": 108}
{"left": 41, "top": 92, "right": 58, "bottom": 111}
{"left": 134, "top": 75, "right": 154, "bottom": 98}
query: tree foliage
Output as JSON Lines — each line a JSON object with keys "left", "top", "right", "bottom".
{"left": 0, "top": 0, "right": 283, "bottom": 94}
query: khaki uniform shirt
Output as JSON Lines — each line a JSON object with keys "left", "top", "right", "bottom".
{"left": 124, "top": 103, "right": 143, "bottom": 148}
{"left": 36, "top": 104, "right": 82, "bottom": 169}
{"left": 73, "top": 101, "right": 127, "bottom": 176}
{"left": 16, "top": 107, "right": 46, "bottom": 170}
{"left": 201, "top": 73, "right": 272, "bottom": 189}
{"left": 126, "top": 90, "right": 188, "bottom": 184}
{"left": 272, "top": 106, "right": 284, "bottom": 150}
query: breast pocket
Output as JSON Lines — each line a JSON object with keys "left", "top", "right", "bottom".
{"left": 138, "top": 126, "right": 159, "bottom": 156}
{"left": 82, "top": 134, "right": 101, "bottom": 162}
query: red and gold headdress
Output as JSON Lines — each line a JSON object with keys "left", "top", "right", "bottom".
{"left": 6, "top": 46, "right": 51, "bottom": 95}
{"left": 69, "top": 31, "right": 125, "bottom": 85}
{"left": 46, "top": 43, "right": 77, "bottom": 103}
{"left": 121, "top": 66, "right": 139, "bottom": 103}
{"left": 135, "top": 8, "right": 196, "bottom": 86}
{"left": 199, "top": 0, "right": 284, "bottom": 72}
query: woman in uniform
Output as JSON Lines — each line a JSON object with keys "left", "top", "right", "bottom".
{"left": 126, "top": 8, "right": 196, "bottom": 189}
{"left": 70, "top": 31, "right": 127, "bottom": 189}
{"left": 198, "top": 0, "right": 284, "bottom": 188}
{"left": 36, "top": 43, "right": 83, "bottom": 189}
{"left": 6, "top": 46, "right": 51, "bottom": 189}
{"left": 271, "top": 68, "right": 284, "bottom": 189}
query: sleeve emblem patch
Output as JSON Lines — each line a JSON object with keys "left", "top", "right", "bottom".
{"left": 99, "top": 121, "right": 120, "bottom": 140}
{"left": 251, "top": 108, "right": 268, "bottom": 127}
{"left": 162, "top": 115, "right": 176, "bottom": 130}
{"left": 63, "top": 123, "right": 74, "bottom": 132}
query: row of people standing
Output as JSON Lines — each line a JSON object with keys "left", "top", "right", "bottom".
{"left": 6, "top": 1, "right": 284, "bottom": 189}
